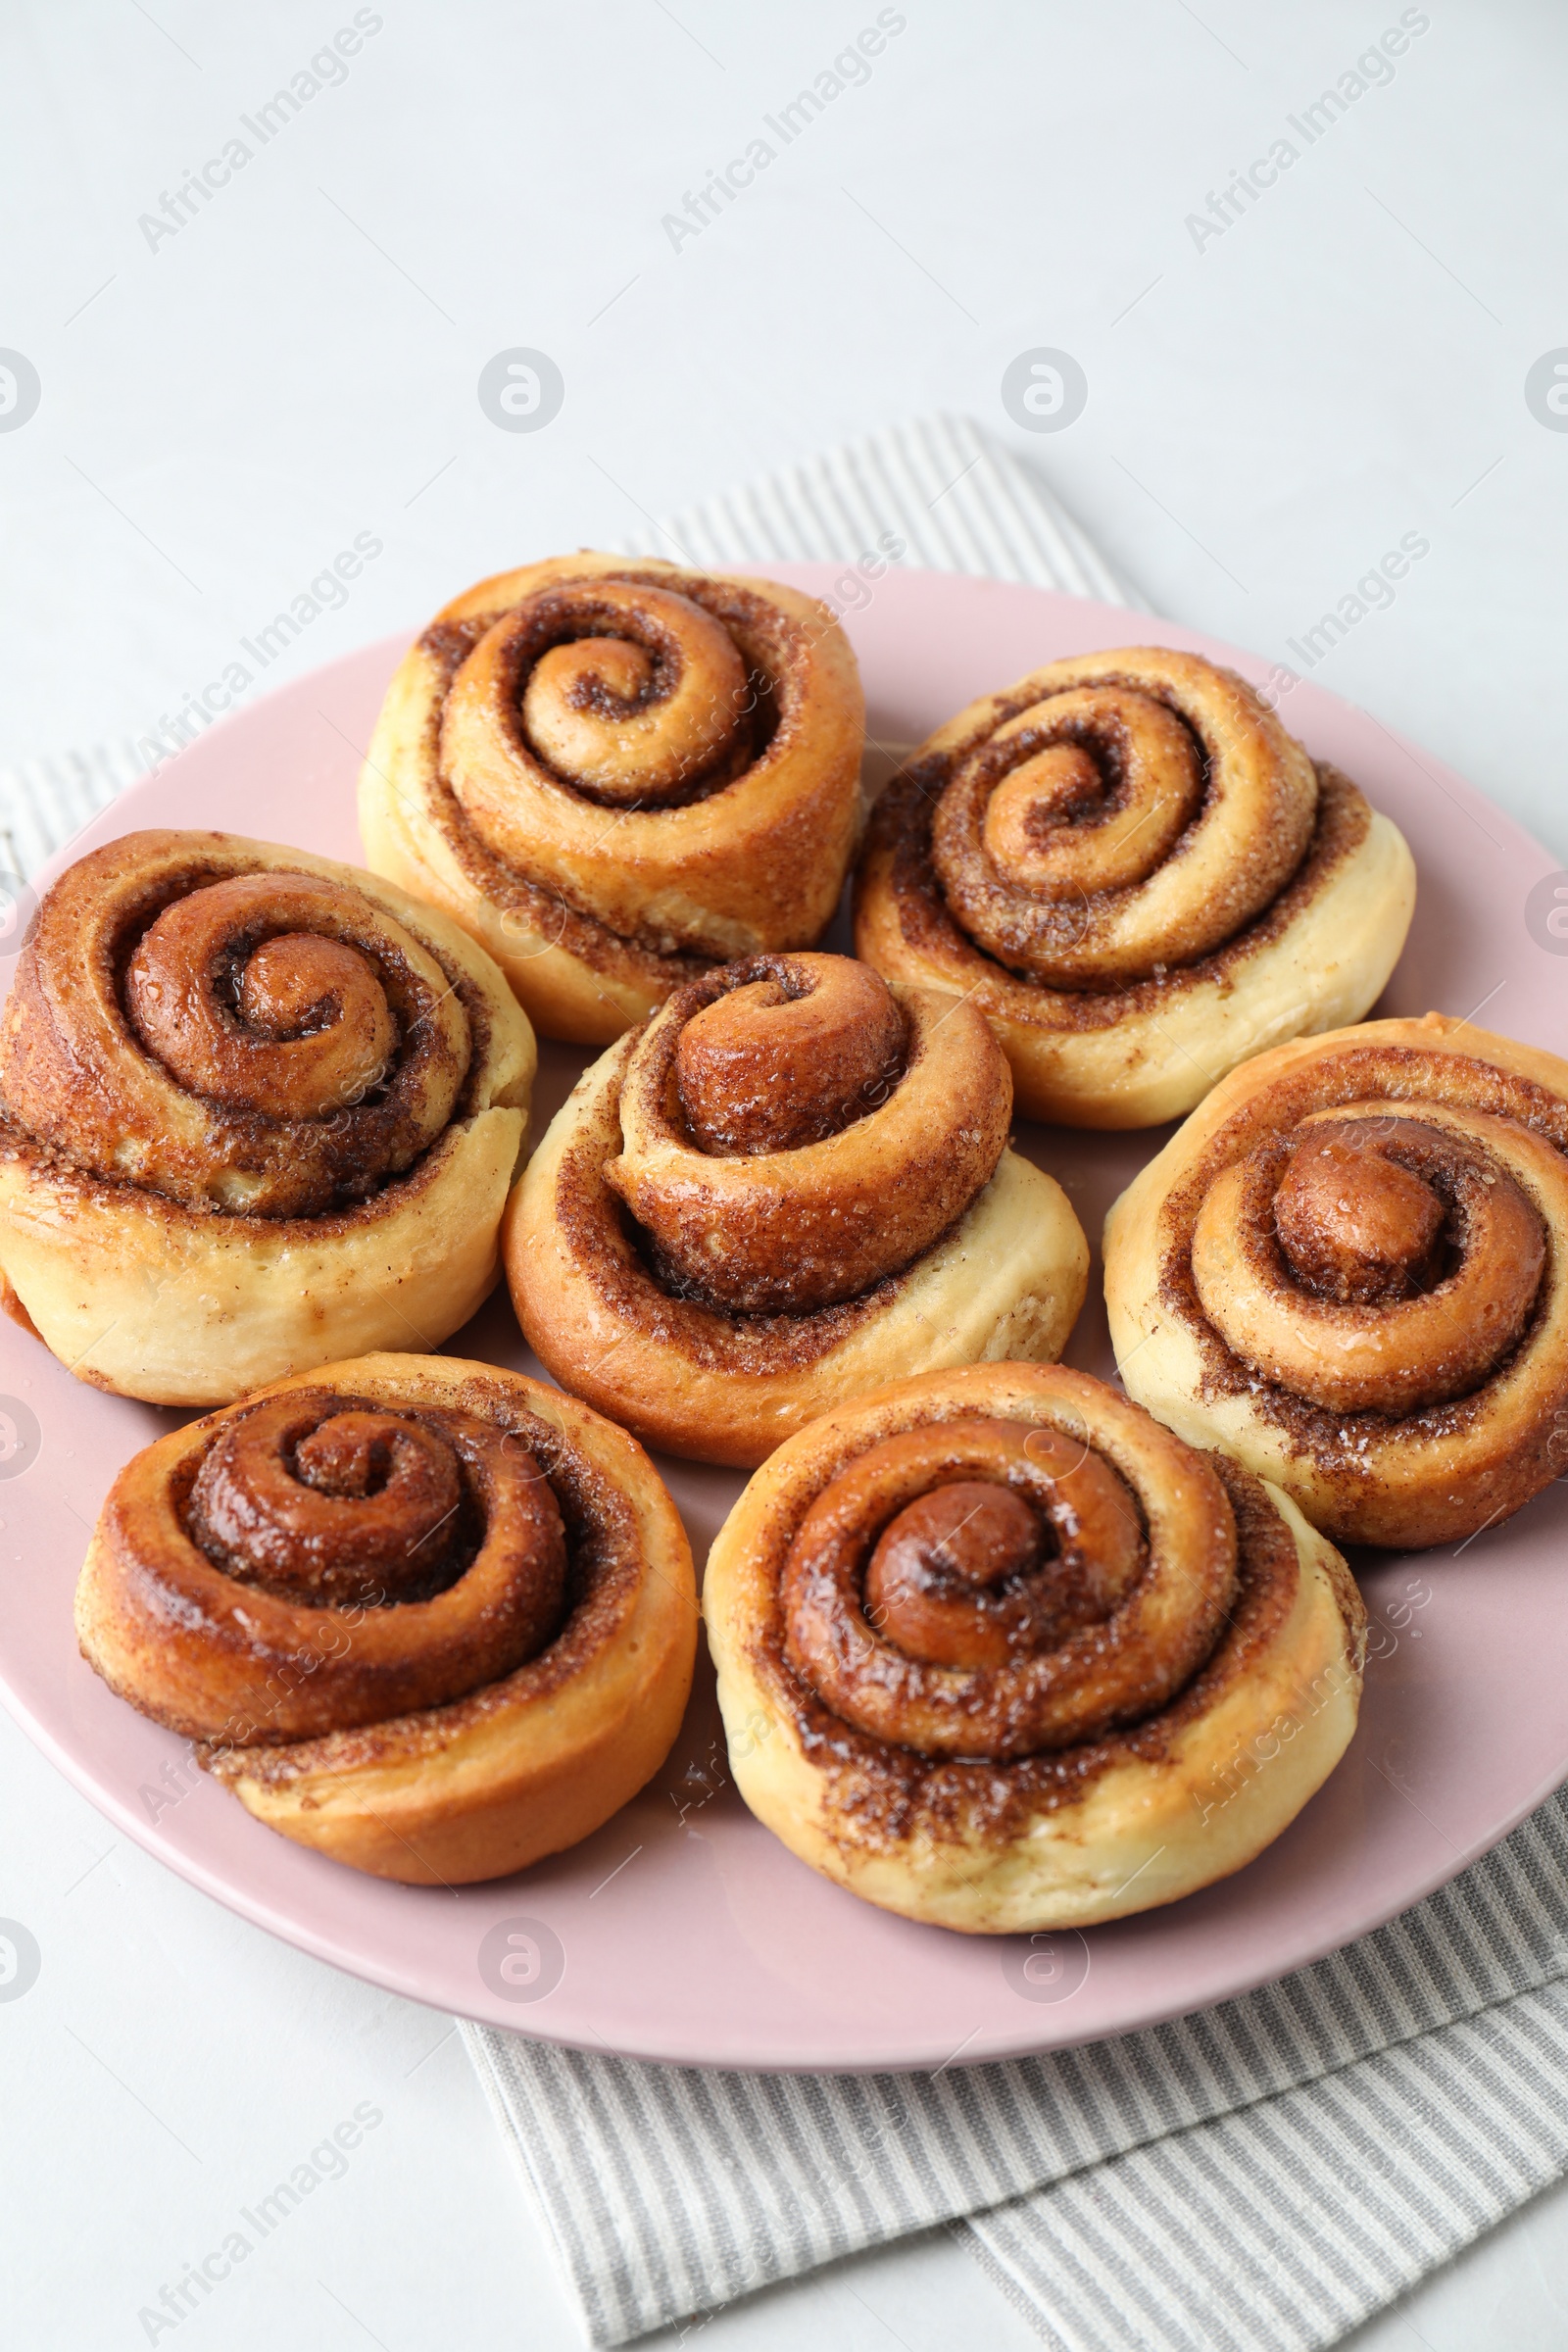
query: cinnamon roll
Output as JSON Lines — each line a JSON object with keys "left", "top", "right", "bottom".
{"left": 855, "top": 646, "right": 1415, "bottom": 1127}
{"left": 506, "top": 952, "right": 1089, "bottom": 1467}
{"left": 0, "top": 831, "right": 535, "bottom": 1406}
{"left": 1103, "top": 1013, "right": 1568, "bottom": 1548}
{"left": 359, "top": 552, "right": 865, "bottom": 1044}
{"left": 75, "top": 1353, "right": 697, "bottom": 1883}
{"left": 704, "top": 1364, "right": 1365, "bottom": 1932}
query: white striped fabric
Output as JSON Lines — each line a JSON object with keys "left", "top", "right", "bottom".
{"left": 0, "top": 737, "right": 148, "bottom": 880}
{"left": 612, "top": 411, "right": 1148, "bottom": 611}
{"left": 967, "top": 1980, "right": 1568, "bottom": 2352}
{"left": 463, "top": 1783, "right": 1568, "bottom": 2345}
{"left": 11, "top": 414, "right": 1563, "bottom": 2350}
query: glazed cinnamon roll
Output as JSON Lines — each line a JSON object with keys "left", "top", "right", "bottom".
{"left": 75, "top": 1353, "right": 697, "bottom": 1883}
{"left": 507, "top": 952, "right": 1089, "bottom": 1467}
{"left": 0, "top": 831, "right": 534, "bottom": 1405}
{"left": 1103, "top": 1013, "right": 1568, "bottom": 1547}
{"left": 855, "top": 647, "right": 1415, "bottom": 1127}
{"left": 359, "top": 552, "right": 865, "bottom": 1044}
{"left": 704, "top": 1364, "right": 1365, "bottom": 1932}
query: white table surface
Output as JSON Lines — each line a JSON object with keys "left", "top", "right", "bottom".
{"left": 4, "top": 5, "right": 1567, "bottom": 2346}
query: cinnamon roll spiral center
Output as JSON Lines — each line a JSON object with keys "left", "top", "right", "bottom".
{"left": 125, "top": 874, "right": 411, "bottom": 1124}
{"left": 861, "top": 1430, "right": 1145, "bottom": 1673}
{"left": 674, "top": 957, "right": 906, "bottom": 1155}
{"left": 1192, "top": 1112, "right": 1548, "bottom": 1415}
{"left": 238, "top": 933, "right": 396, "bottom": 1083}
{"left": 606, "top": 953, "right": 1011, "bottom": 1313}
{"left": 184, "top": 1392, "right": 564, "bottom": 1663}
{"left": 190, "top": 1402, "right": 466, "bottom": 1607}
{"left": 971, "top": 692, "right": 1201, "bottom": 905}
{"left": 504, "top": 580, "right": 755, "bottom": 808}
{"left": 1272, "top": 1128, "right": 1446, "bottom": 1302}
{"left": 782, "top": 1416, "right": 1234, "bottom": 1761}
{"left": 920, "top": 650, "right": 1317, "bottom": 989}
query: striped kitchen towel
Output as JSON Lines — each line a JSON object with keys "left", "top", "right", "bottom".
{"left": 611, "top": 410, "right": 1147, "bottom": 609}
{"left": 0, "top": 736, "right": 148, "bottom": 882}
{"left": 463, "top": 1774, "right": 1568, "bottom": 2349}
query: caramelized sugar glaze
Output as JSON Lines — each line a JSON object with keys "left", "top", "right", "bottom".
{"left": 93, "top": 1388, "right": 572, "bottom": 1740}
{"left": 704, "top": 1365, "right": 1365, "bottom": 1930}
{"left": 0, "top": 831, "right": 533, "bottom": 1403}
{"left": 76, "top": 1356, "right": 697, "bottom": 1883}
{"left": 360, "top": 553, "right": 866, "bottom": 1043}
{"left": 3, "top": 838, "right": 485, "bottom": 1211}
{"left": 1105, "top": 1016, "right": 1568, "bottom": 1546}
{"left": 507, "top": 953, "right": 1090, "bottom": 1465}
{"left": 855, "top": 647, "right": 1415, "bottom": 1126}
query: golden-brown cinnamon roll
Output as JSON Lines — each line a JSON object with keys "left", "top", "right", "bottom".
{"left": 0, "top": 831, "right": 534, "bottom": 1405}
{"left": 704, "top": 1364, "right": 1365, "bottom": 1932}
{"left": 75, "top": 1353, "right": 697, "bottom": 1883}
{"left": 1103, "top": 1014, "right": 1568, "bottom": 1547}
{"left": 855, "top": 647, "right": 1415, "bottom": 1127}
{"left": 506, "top": 953, "right": 1089, "bottom": 1467}
{"left": 359, "top": 552, "right": 865, "bottom": 1045}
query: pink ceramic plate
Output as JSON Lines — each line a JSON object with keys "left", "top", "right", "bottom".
{"left": 2, "top": 564, "right": 1564, "bottom": 2073}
